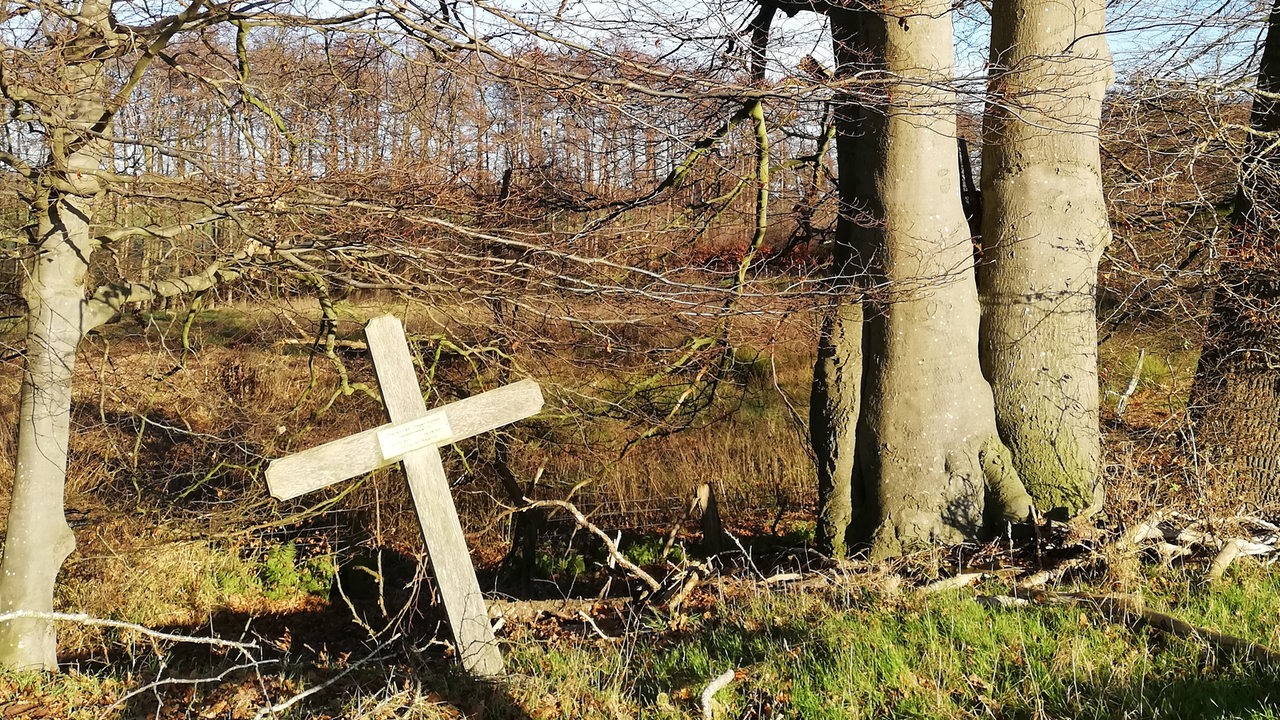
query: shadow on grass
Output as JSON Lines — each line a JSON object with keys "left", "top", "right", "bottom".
{"left": 1092, "top": 671, "right": 1280, "bottom": 719}
{"left": 61, "top": 603, "right": 534, "bottom": 720}
{"left": 581, "top": 586, "right": 1280, "bottom": 720}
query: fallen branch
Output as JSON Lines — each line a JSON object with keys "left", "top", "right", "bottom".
{"left": 523, "top": 499, "right": 662, "bottom": 593}
{"left": 1120, "top": 510, "right": 1169, "bottom": 550}
{"left": 1206, "top": 538, "right": 1247, "bottom": 583}
{"left": 922, "top": 572, "right": 983, "bottom": 593}
{"left": 1071, "top": 592, "right": 1280, "bottom": 665}
{"left": 1019, "top": 556, "right": 1093, "bottom": 589}
{"left": 975, "top": 595, "right": 1030, "bottom": 609}
{"left": 0, "top": 611, "right": 258, "bottom": 653}
{"left": 657, "top": 565, "right": 706, "bottom": 613}
{"left": 701, "top": 668, "right": 737, "bottom": 720}
{"left": 763, "top": 572, "right": 803, "bottom": 585}
{"left": 487, "top": 597, "right": 628, "bottom": 624}
{"left": 1206, "top": 538, "right": 1274, "bottom": 583}
{"left": 274, "top": 337, "right": 368, "bottom": 352}
{"left": 1020, "top": 510, "right": 1170, "bottom": 590}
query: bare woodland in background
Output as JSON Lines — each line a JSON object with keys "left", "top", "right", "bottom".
{"left": 0, "top": 0, "right": 1277, "bottom": 686}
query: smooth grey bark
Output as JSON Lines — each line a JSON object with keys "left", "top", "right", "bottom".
{"left": 0, "top": 197, "right": 93, "bottom": 671}
{"left": 1188, "top": 0, "right": 1280, "bottom": 505}
{"left": 978, "top": 0, "right": 1112, "bottom": 519}
{"left": 0, "top": 4, "right": 114, "bottom": 667}
{"left": 827, "top": 2, "right": 1033, "bottom": 559}
{"left": 0, "top": 0, "right": 243, "bottom": 668}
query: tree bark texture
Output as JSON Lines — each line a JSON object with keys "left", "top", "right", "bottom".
{"left": 978, "top": 0, "right": 1112, "bottom": 519}
{"left": 812, "top": 26, "right": 866, "bottom": 557}
{"left": 0, "top": 1, "right": 115, "bottom": 670}
{"left": 0, "top": 211, "right": 91, "bottom": 670}
{"left": 827, "top": 4, "right": 1033, "bottom": 559}
{"left": 812, "top": 300, "right": 861, "bottom": 558}
{"left": 1188, "top": 0, "right": 1280, "bottom": 506}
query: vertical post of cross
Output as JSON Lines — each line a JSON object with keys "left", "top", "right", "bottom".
{"left": 363, "top": 316, "right": 504, "bottom": 676}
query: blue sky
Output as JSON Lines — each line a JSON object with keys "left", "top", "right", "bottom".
{"left": 480, "top": 0, "right": 1268, "bottom": 89}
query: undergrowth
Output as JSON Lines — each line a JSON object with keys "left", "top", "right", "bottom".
{"left": 3, "top": 302, "right": 1270, "bottom": 719}
{"left": 9, "top": 562, "right": 1280, "bottom": 719}
{"left": 498, "top": 563, "right": 1280, "bottom": 719}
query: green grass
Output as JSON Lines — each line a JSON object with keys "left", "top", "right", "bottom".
{"left": 15, "top": 550, "right": 1280, "bottom": 718}
{"left": 1099, "top": 332, "right": 1201, "bottom": 419}
{"left": 502, "top": 564, "right": 1280, "bottom": 719}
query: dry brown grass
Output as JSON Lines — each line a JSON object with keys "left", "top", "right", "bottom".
{"left": 0, "top": 293, "right": 1232, "bottom": 655}
{"left": 10, "top": 296, "right": 1280, "bottom": 720}
{"left": 0, "top": 297, "right": 820, "bottom": 592}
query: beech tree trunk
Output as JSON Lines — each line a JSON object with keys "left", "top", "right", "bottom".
{"left": 0, "top": 5, "right": 113, "bottom": 666}
{"left": 0, "top": 211, "right": 92, "bottom": 670}
{"left": 812, "top": 301, "right": 861, "bottom": 557}
{"left": 1188, "top": 0, "right": 1280, "bottom": 505}
{"left": 824, "top": 3, "right": 1033, "bottom": 559}
{"left": 811, "top": 26, "right": 865, "bottom": 558}
{"left": 977, "top": 0, "right": 1112, "bottom": 519}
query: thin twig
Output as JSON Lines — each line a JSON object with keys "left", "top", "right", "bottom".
{"left": 523, "top": 498, "right": 662, "bottom": 593}
{"left": 252, "top": 635, "right": 401, "bottom": 720}
{"left": 724, "top": 529, "right": 768, "bottom": 582}
{"left": 101, "top": 661, "right": 272, "bottom": 720}
{"left": 1115, "top": 348, "right": 1146, "bottom": 420}
{"left": 577, "top": 610, "right": 618, "bottom": 641}
{"left": 0, "top": 611, "right": 258, "bottom": 652}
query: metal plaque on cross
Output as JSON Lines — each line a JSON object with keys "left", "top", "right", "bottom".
{"left": 265, "top": 315, "right": 543, "bottom": 677}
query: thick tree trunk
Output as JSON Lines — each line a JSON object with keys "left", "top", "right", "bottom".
{"left": 1188, "top": 0, "right": 1280, "bottom": 505}
{"left": 827, "top": 3, "right": 1033, "bottom": 559}
{"left": 977, "top": 0, "right": 1112, "bottom": 519}
{"left": 812, "top": 23, "right": 867, "bottom": 558}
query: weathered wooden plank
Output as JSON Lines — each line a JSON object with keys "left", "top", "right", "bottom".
{"left": 365, "top": 315, "right": 505, "bottom": 677}
{"left": 400, "top": 446, "right": 506, "bottom": 676}
{"left": 265, "top": 377, "right": 543, "bottom": 500}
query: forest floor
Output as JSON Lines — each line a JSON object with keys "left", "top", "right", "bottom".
{"left": 2, "top": 300, "right": 1279, "bottom": 719}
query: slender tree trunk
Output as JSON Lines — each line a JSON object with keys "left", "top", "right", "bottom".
{"left": 812, "top": 300, "right": 861, "bottom": 556}
{"left": 826, "top": 2, "right": 1033, "bottom": 558}
{"left": 0, "top": 208, "right": 91, "bottom": 669}
{"left": 0, "top": 1, "right": 116, "bottom": 668}
{"left": 1188, "top": 0, "right": 1280, "bottom": 505}
{"left": 977, "top": 0, "right": 1112, "bottom": 519}
{"left": 812, "top": 39, "right": 863, "bottom": 556}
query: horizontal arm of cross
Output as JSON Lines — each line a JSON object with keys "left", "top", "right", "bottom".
{"left": 265, "top": 379, "right": 543, "bottom": 501}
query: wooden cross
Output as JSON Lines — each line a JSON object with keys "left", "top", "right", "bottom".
{"left": 265, "top": 315, "right": 543, "bottom": 677}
